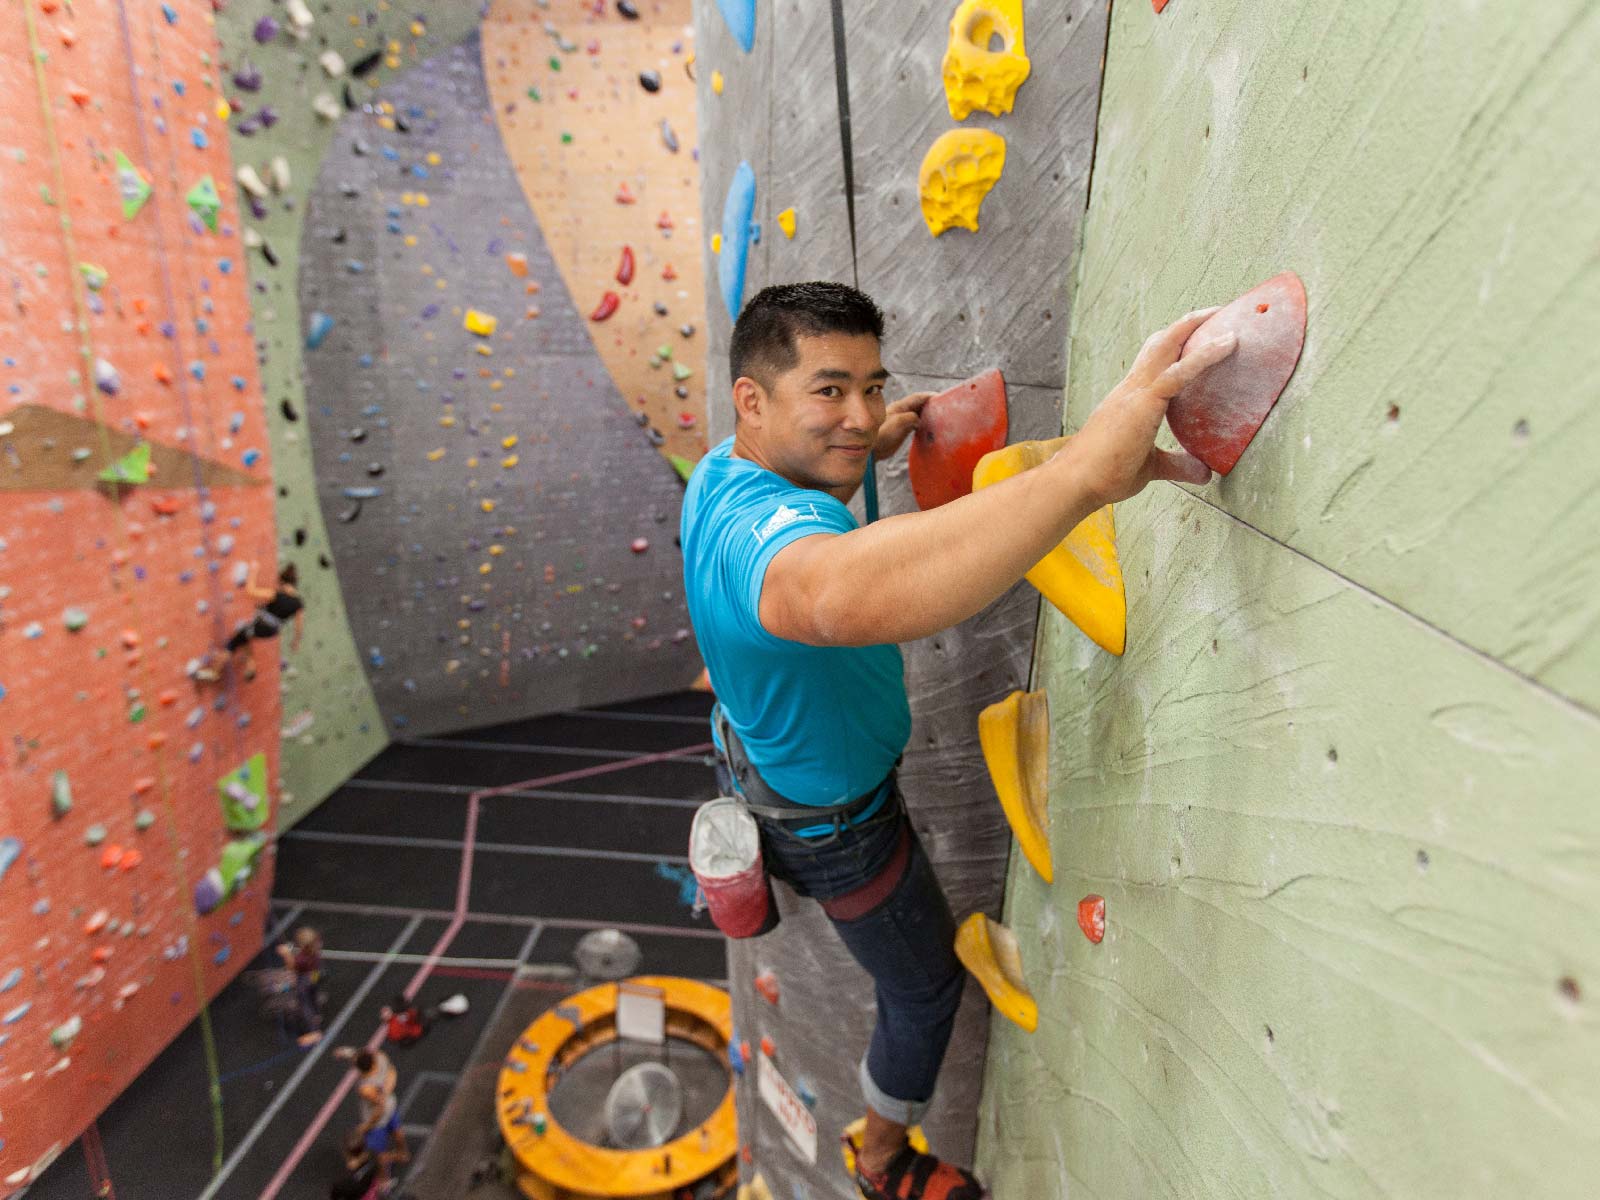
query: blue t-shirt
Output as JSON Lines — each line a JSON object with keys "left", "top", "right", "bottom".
{"left": 681, "top": 438, "right": 911, "bottom": 820}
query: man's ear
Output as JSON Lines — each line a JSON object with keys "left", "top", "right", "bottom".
{"left": 732, "top": 375, "right": 766, "bottom": 426}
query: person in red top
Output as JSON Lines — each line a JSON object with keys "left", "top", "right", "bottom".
{"left": 380, "top": 994, "right": 429, "bottom": 1046}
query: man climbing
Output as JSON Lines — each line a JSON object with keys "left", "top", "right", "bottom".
{"left": 680, "top": 282, "right": 1235, "bottom": 1200}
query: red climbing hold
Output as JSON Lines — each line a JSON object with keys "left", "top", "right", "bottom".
{"left": 630, "top": 537, "right": 650, "bottom": 553}
{"left": 590, "top": 292, "right": 620, "bottom": 322}
{"left": 754, "top": 970, "right": 780, "bottom": 1005}
{"left": 1167, "top": 271, "right": 1306, "bottom": 475}
{"left": 661, "top": 263, "right": 678, "bottom": 281}
{"left": 1077, "top": 894, "right": 1105, "bottom": 943}
{"left": 616, "top": 245, "right": 635, "bottom": 286}
{"left": 1152, "top": 0, "right": 1172, "bottom": 10}
{"left": 907, "top": 369, "right": 1009, "bottom": 511}
{"left": 615, "top": 181, "right": 637, "bottom": 205}
{"left": 656, "top": 211, "right": 674, "bottom": 231}
{"left": 759, "top": 1035, "right": 775, "bottom": 1058}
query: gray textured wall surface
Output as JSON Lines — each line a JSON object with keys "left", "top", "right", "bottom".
{"left": 692, "top": 1, "right": 1107, "bottom": 1195}
{"left": 300, "top": 34, "right": 701, "bottom": 738}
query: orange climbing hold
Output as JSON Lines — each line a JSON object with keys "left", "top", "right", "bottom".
{"left": 100, "top": 845, "right": 124, "bottom": 870}
{"left": 972, "top": 437, "right": 1126, "bottom": 654}
{"left": 977, "top": 690, "right": 1052, "bottom": 882}
{"left": 1152, "top": 0, "right": 1172, "bottom": 10}
{"left": 753, "top": 970, "right": 779, "bottom": 1005}
{"left": 506, "top": 252, "right": 528, "bottom": 277}
{"left": 1077, "top": 894, "right": 1105, "bottom": 943}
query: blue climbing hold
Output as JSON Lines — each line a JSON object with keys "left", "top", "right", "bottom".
{"left": 718, "top": 161, "right": 757, "bottom": 319}
{"left": 305, "top": 311, "right": 335, "bottom": 349}
{"left": 0, "top": 838, "right": 19, "bottom": 883}
{"left": 715, "top": 0, "right": 755, "bottom": 52}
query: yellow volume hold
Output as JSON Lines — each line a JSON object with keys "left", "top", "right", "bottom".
{"left": 941, "top": 0, "right": 1031, "bottom": 120}
{"left": 978, "top": 690, "right": 1053, "bottom": 882}
{"left": 971, "top": 436, "right": 1126, "bottom": 654}
{"left": 955, "top": 913, "right": 1037, "bottom": 1033}
{"left": 917, "top": 128, "right": 1006, "bottom": 237}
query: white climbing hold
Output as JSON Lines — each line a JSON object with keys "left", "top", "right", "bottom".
{"left": 269, "top": 155, "right": 291, "bottom": 193}
{"left": 313, "top": 93, "right": 341, "bottom": 122}
{"left": 236, "top": 164, "right": 268, "bottom": 199}
{"left": 319, "top": 49, "right": 346, "bottom": 78}
{"left": 438, "top": 993, "right": 469, "bottom": 1016}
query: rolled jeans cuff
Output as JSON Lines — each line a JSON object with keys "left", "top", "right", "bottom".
{"left": 860, "top": 1055, "right": 930, "bottom": 1127}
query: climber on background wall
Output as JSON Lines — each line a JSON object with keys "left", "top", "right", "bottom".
{"left": 190, "top": 561, "right": 305, "bottom": 682}
{"left": 680, "top": 282, "right": 1235, "bottom": 1200}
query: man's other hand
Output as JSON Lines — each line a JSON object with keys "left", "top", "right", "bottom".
{"left": 1065, "top": 308, "right": 1238, "bottom": 506}
{"left": 872, "top": 392, "right": 934, "bottom": 460}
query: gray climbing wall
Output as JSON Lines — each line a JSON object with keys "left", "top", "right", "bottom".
{"left": 693, "top": 1, "right": 1107, "bottom": 1194}
{"left": 298, "top": 32, "right": 700, "bottom": 740}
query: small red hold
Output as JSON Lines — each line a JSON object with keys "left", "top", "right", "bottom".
{"left": 630, "top": 537, "right": 649, "bottom": 553}
{"left": 616, "top": 245, "right": 635, "bottom": 285}
{"left": 753, "top": 970, "right": 779, "bottom": 1005}
{"left": 1077, "top": 894, "right": 1105, "bottom": 943}
{"left": 661, "top": 263, "right": 677, "bottom": 281}
{"left": 759, "top": 1035, "right": 775, "bottom": 1057}
{"left": 656, "top": 210, "right": 674, "bottom": 231}
{"left": 586, "top": 38, "right": 601, "bottom": 54}
{"left": 676, "top": 411, "right": 696, "bottom": 430}
{"left": 589, "top": 291, "right": 620, "bottom": 321}
{"left": 614, "top": 181, "right": 637, "bottom": 205}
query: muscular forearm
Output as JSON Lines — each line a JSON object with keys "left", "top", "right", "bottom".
{"left": 801, "top": 442, "right": 1102, "bottom": 646}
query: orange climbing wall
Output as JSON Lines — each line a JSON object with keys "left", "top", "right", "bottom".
{"left": 0, "top": 1, "right": 278, "bottom": 1189}
{"left": 482, "top": 0, "right": 707, "bottom": 470}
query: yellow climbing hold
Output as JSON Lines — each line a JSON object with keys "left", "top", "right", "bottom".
{"left": 978, "top": 690, "right": 1052, "bottom": 882}
{"left": 711, "top": 232, "right": 723, "bottom": 255}
{"left": 427, "top": 448, "right": 446, "bottom": 461}
{"left": 711, "top": 70, "right": 725, "bottom": 95}
{"left": 841, "top": 1118, "right": 929, "bottom": 1180}
{"left": 501, "top": 455, "right": 519, "bottom": 469}
{"left": 955, "top": 913, "right": 1036, "bottom": 1033}
{"left": 501, "top": 435, "right": 518, "bottom": 450}
{"left": 941, "top": 0, "right": 1031, "bottom": 120}
{"left": 972, "top": 436, "right": 1125, "bottom": 654}
{"left": 917, "top": 129, "right": 1006, "bottom": 237}
{"left": 480, "top": 499, "right": 496, "bottom": 513}
{"left": 464, "top": 309, "right": 498, "bottom": 337}
{"left": 777, "top": 207, "right": 797, "bottom": 239}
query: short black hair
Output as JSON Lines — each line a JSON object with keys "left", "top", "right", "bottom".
{"left": 354, "top": 1049, "right": 375, "bottom": 1073}
{"left": 729, "top": 282, "right": 884, "bottom": 388}
{"left": 279, "top": 563, "right": 298, "bottom": 587}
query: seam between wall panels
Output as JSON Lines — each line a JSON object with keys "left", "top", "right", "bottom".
{"left": 1175, "top": 487, "right": 1600, "bottom": 726}
{"left": 829, "top": 0, "right": 861, "bottom": 286}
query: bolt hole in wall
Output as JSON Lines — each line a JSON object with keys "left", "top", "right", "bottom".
{"left": 1416, "top": 848, "right": 1430, "bottom": 872}
{"left": 1559, "top": 976, "right": 1582, "bottom": 1004}
{"left": 1513, "top": 418, "right": 1531, "bottom": 442}
{"left": 1386, "top": 404, "right": 1401, "bottom": 423}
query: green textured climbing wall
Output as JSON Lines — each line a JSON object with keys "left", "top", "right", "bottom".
{"left": 975, "top": 2, "right": 1600, "bottom": 1197}
{"left": 213, "top": 3, "right": 484, "bottom": 817}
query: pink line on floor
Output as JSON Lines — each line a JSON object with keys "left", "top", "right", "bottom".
{"left": 255, "top": 741, "right": 710, "bottom": 1197}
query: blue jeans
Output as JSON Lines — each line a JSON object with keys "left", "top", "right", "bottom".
{"left": 756, "top": 785, "right": 964, "bottom": 1125}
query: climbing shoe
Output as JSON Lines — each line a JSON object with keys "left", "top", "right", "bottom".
{"left": 845, "top": 1129, "right": 989, "bottom": 1200}
{"left": 853, "top": 1143, "right": 988, "bottom": 1200}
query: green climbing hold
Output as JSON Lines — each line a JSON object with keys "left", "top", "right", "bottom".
{"left": 134, "top": 809, "right": 156, "bottom": 831}
{"left": 51, "top": 771, "right": 73, "bottom": 817}
{"left": 672, "top": 363, "right": 693, "bottom": 382}
{"left": 79, "top": 263, "right": 108, "bottom": 291}
{"left": 98, "top": 442, "right": 151, "bottom": 485}
{"left": 656, "top": 344, "right": 673, "bottom": 361}
{"left": 218, "top": 836, "right": 265, "bottom": 896}
{"left": 669, "top": 454, "right": 695, "bottom": 482}
{"left": 549, "top": 56, "right": 562, "bottom": 71}
{"left": 526, "top": 86, "right": 541, "bottom": 102}
{"left": 114, "top": 150, "right": 152, "bottom": 220}
{"left": 84, "top": 823, "right": 108, "bottom": 846}
{"left": 560, "top": 131, "right": 573, "bottom": 145}
{"left": 50, "top": 1014, "right": 83, "bottom": 1050}
{"left": 128, "top": 701, "right": 146, "bottom": 723}
{"left": 186, "top": 175, "right": 222, "bottom": 232}
{"left": 62, "top": 607, "right": 88, "bottom": 632}
{"left": 217, "top": 753, "right": 269, "bottom": 833}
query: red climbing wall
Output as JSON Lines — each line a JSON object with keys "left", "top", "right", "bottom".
{"left": 0, "top": 1, "right": 278, "bottom": 1189}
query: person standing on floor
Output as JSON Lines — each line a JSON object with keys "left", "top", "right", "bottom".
{"left": 278, "top": 926, "right": 325, "bottom": 1047}
{"left": 680, "top": 282, "right": 1234, "bottom": 1200}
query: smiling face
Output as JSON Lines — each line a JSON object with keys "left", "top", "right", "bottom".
{"left": 733, "top": 332, "right": 889, "bottom": 497}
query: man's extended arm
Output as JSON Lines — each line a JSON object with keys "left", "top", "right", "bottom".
{"left": 759, "top": 309, "right": 1236, "bottom": 647}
